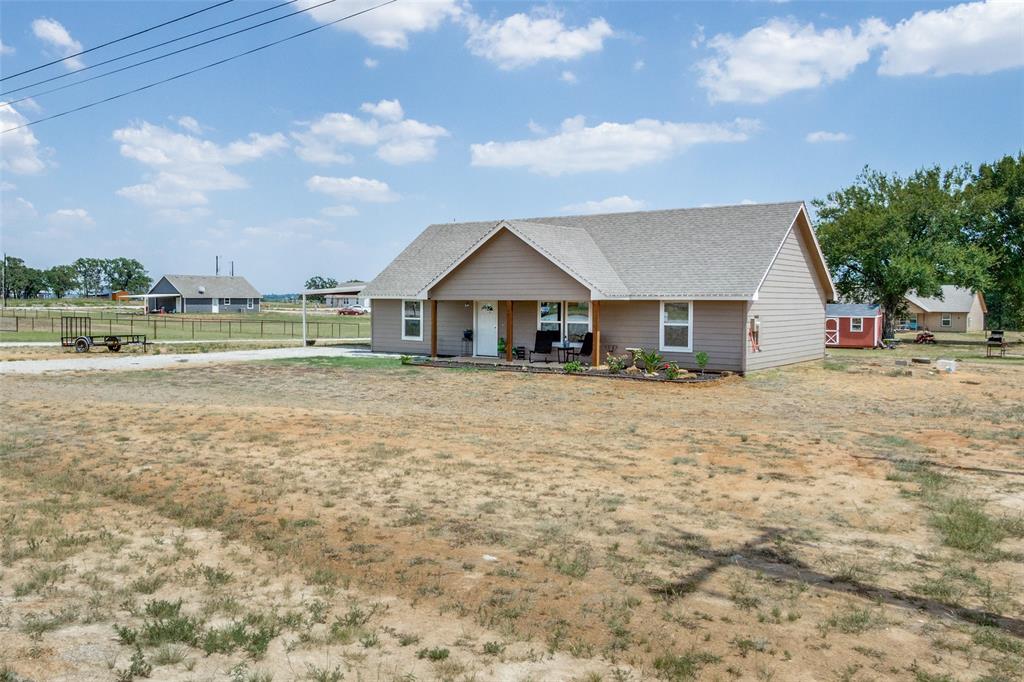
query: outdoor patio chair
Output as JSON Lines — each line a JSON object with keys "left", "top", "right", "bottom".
{"left": 572, "top": 332, "right": 594, "bottom": 363}
{"left": 529, "top": 330, "right": 557, "bottom": 362}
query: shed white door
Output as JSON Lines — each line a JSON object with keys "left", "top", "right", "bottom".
{"left": 475, "top": 301, "right": 498, "bottom": 356}
{"left": 211, "top": 298, "right": 219, "bottom": 314}
{"left": 825, "top": 317, "right": 839, "bottom": 345}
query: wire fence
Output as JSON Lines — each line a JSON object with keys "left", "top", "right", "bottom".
{"left": 0, "top": 311, "right": 369, "bottom": 341}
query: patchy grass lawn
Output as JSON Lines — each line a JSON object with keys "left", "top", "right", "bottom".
{"left": 1, "top": 355, "right": 1022, "bottom": 680}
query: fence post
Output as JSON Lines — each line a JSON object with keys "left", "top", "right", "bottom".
{"left": 153, "top": 319, "right": 157, "bottom": 340}
{"left": 192, "top": 321, "right": 195, "bottom": 339}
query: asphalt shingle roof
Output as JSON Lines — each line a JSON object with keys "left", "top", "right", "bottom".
{"left": 155, "top": 275, "right": 261, "bottom": 299}
{"left": 362, "top": 201, "right": 808, "bottom": 299}
{"left": 905, "top": 286, "right": 978, "bottom": 313}
{"left": 826, "top": 303, "right": 881, "bottom": 317}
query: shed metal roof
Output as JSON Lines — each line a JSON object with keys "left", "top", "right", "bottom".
{"left": 826, "top": 303, "right": 881, "bottom": 317}
{"left": 363, "top": 201, "right": 833, "bottom": 300}
{"left": 152, "top": 275, "right": 261, "bottom": 299}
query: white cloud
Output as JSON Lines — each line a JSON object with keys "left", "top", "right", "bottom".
{"left": 31, "top": 17, "right": 84, "bottom": 70}
{"left": 297, "top": 0, "right": 461, "bottom": 49}
{"left": 697, "top": 18, "right": 888, "bottom": 103}
{"left": 2, "top": 195, "right": 38, "bottom": 221}
{"left": 360, "top": 98, "right": 404, "bottom": 122}
{"left": 0, "top": 104, "right": 46, "bottom": 175}
{"left": 470, "top": 115, "right": 759, "bottom": 176}
{"left": 0, "top": 181, "right": 14, "bottom": 191}
{"left": 527, "top": 119, "right": 547, "bottom": 135}
{"left": 561, "top": 195, "right": 646, "bottom": 214}
{"left": 363, "top": 57, "right": 379, "bottom": 68}
{"left": 321, "top": 204, "right": 359, "bottom": 218}
{"left": 176, "top": 115, "right": 203, "bottom": 134}
{"left": 307, "top": 175, "right": 399, "bottom": 203}
{"left": 292, "top": 99, "right": 448, "bottom": 165}
{"left": 806, "top": 130, "right": 851, "bottom": 143}
{"left": 879, "top": 0, "right": 1024, "bottom": 76}
{"left": 560, "top": 70, "right": 577, "bottom": 84}
{"left": 633, "top": 58, "right": 645, "bottom": 71}
{"left": 113, "top": 121, "right": 287, "bottom": 211}
{"left": 0, "top": 40, "right": 14, "bottom": 56}
{"left": 48, "top": 208, "right": 94, "bottom": 225}
{"left": 465, "top": 8, "right": 613, "bottom": 69}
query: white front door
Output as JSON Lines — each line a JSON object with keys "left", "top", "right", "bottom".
{"left": 475, "top": 301, "right": 498, "bottom": 356}
{"left": 211, "top": 298, "right": 219, "bottom": 314}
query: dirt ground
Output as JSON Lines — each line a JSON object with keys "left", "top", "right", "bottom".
{"left": 1, "top": 355, "right": 1022, "bottom": 681}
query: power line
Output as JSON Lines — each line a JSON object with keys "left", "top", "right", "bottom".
{"left": 1, "top": 0, "right": 398, "bottom": 134}
{"left": 2, "top": 0, "right": 344, "bottom": 105}
{"left": 1, "top": 0, "right": 236, "bottom": 82}
{"left": 2, "top": 0, "right": 303, "bottom": 98}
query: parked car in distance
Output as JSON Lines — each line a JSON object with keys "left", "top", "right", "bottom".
{"left": 339, "top": 305, "right": 369, "bottom": 315}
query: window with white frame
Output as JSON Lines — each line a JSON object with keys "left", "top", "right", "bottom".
{"left": 941, "top": 313, "right": 952, "bottom": 327}
{"left": 660, "top": 301, "right": 693, "bottom": 352}
{"left": 537, "top": 301, "right": 591, "bottom": 343}
{"left": 402, "top": 300, "right": 423, "bottom": 340}
{"left": 850, "top": 317, "right": 863, "bottom": 332}
{"left": 538, "top": 301, "right": 562, "bottom": 335}
{"left": 222, "top": 298, "right": 231, "bottom": 305}
{"left": 247, "top": 298, "right": 254, "bottom": 309}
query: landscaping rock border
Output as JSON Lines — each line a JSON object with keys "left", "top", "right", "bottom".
{"left": 408, "top": 358, "right": 731, "bottom": 384}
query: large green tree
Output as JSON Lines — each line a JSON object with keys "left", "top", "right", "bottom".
{"left": 2, "top": 257, "right": 46, "bottom": 299}
{"left": 43, "top": 264, "right": 78, "bottom": 298}
{"left": 101, "top": 257, "right": 151, "bottom": 293}
{"left": 965, "top": 154, "right": 1023, "bottom": 329}
{"left": 814, "top": 165, "right": 993, "bottom": 338}
{"left": 304, "top": 275, "right": 338, "bottom": 303}
{"left": 72, "top": 257, "right": 105, "bottom": 295}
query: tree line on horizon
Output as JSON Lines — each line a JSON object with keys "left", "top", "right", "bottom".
{"left": 1, "top": 257, "right": 152, "bottom": 300}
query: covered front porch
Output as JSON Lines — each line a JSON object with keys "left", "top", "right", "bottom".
{"left": 423, "top": 299, "right": 606, "bottom": 364}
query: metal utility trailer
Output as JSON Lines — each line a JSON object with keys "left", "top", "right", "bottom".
{"left": 60, "top": 316, "right": 147, "bottom": 353}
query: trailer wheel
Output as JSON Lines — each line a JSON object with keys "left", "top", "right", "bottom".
{"left": 106, "top": 340, "right": 122, "bottom": 352}
{"left": 74, "top": 337, "right": 91, "bottom": 353}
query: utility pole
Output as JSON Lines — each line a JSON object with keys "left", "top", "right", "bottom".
{"left": 230, "top": 260, "right": 234, "bottom": 277}
{"left": 1, "top": 253, "right": 6, "bottom": 309}
{"left": 215, "top": 255, "right": 219, "bottom": 276}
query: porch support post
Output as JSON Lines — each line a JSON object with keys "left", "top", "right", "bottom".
{"left": 430, "top": 299, "right": 438, "bottom": 357}
{"left": 593, "top": 300, "right": 601, "bottom": 366}
{"left": 505, "top": 300, "right": 514, "bottom": 361}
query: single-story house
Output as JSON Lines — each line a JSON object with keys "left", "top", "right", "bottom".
{"left": 147, "top": 275, "right": 262, "bottom": 313}
{"left": 904, "top": 286, "right": 986, "bottom": 332}
{"left": 825, "top": 303, "right": 883, "bottom": 348}
{"left": 323, "top": 282, "right": 370, "bottom": 309}
{"left": 361, "top": 201, "right": 837, "bottom": 373}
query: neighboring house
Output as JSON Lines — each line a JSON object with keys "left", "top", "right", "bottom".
{"left": 147, "top": 275, "right": 262, "bottom": 313}
{"left": 904, "top": 286, "right": 986, "bottom": 332}
{"left": 825, "top": 303, "right": 883, "bottom": 349}
{"left": 361, "top": 202, "right": 837, "bottom": 373}
{"left": 323, "top": 282, "right": 370, "bottom": 309}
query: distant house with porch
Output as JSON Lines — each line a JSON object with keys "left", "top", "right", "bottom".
{"left": 903, "top": 286, "right": 986, "bottom": 332}
{"left": 825, "top": 303, "right": 883, "bottom": 349}
{"left": 147, "top": 275, "right": 262, "bottom": 313}
{"left": 361, "top": 202, "right": 837, "bottom": 373}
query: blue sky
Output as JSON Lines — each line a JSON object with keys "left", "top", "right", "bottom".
{"left": 1, "top": 0, "right": 1021, "bottom": 292}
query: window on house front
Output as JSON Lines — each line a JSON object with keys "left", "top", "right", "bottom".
{"left": 539, "top": 301, "right": 562, "bottom": 335}
{"left": 850, "top": 317, "right": 863, "bottom": 332}
{"left": 402, "top": 300, "right": 423, "bottom": 340}
{"left": 941, "top": 313, "right": 952, "bottom": 327}
{"left": 660, "top": 301, "right": 693, "bottom": 352}
{"left": 247, "top": 298, "right": 254, "bottom": 309}
{"left": 566, "top": 301, "right": 590, "bottom": 342}
{"left": 222, "top": 298, "right": 231, "bottom": 305}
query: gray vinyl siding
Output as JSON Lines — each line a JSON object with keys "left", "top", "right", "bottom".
{"left": 183, "top": 298, "right": 214, "bottom": 314}
{"left": 370, "top": 299, "right": 471, "bottom": 355}
{"left": 599, "top": 300, "right": 746, "bottom": 372}
{"left": 428, "top": 228, "right": 589, "bottom": 301}
{"left": 745, "top": 221, "right": 827, "bottom": 371}
{"left": 150, "top": 277, "right": 179, "bottom": 295}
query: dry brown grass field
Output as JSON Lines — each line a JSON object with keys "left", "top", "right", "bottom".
{"left": 1, "top": 354, "right": 1022, "bottom": 681}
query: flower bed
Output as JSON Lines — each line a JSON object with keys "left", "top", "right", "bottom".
{"left": 407, "top": 358, "right": 731, "bottom": 383}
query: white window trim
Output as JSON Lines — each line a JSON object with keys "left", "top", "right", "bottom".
{"left": 247, "top": 298, "right": 254, "bottom": 309}
{"left": 536, "top": 300, "right": 591, "bottom": 344}
{"left": 659, "top": 300, "right": 693, "bottom": 353}
{"left": 222, "top": 297, "right": 231, "bottom": 305}
{"left": 941, "top": 313, "right": 952, "bottom": 327}
{"left": 401, "top": 299, "right": 423, "bottom": 341}
{"left": 850, "top": 317, "right": 863, "bottom": 333}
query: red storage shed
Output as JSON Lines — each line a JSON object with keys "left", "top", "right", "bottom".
{"left": 825, "top": 303, "right": 883, "bottom": 349}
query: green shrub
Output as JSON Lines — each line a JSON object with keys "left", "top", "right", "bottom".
{"left": 633, "top": 348, "right": 664, "bottom": 374}
{"left": 605, "top": 353, "right": 626, "bottom": 374}
{"left": 664, "top": 361, "right": 681, "bottom": 380}
{"left": 931, "top": 498, "right": 1006, "bottom": 556}
{"left": 652, "top": 651, "right": 721, "bottom": 680}
{"left": 416, "top": 647, "right": 450, "bottom": 661}
{"left": 563, "top": 360, "right": 584, "bottom": 374}
{"left": 400, "top": 355, "right": 413, "bottom": 365}
{"left": 695, "top": 351, "right": 709, "bottom": 374}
